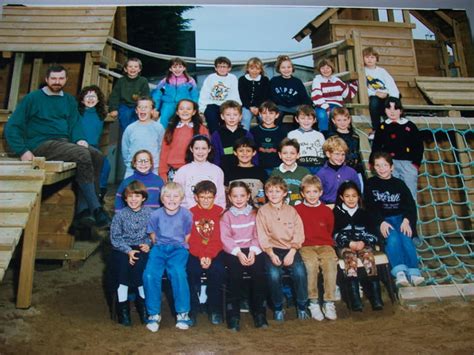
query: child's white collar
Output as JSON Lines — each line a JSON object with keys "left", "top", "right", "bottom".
{"left": 384, "top": 118, "right": 408, "bottom": 125}
{"left": 177, "top": 121, "right": 194, "bottom": 128}
{"left": 245, "top": 74, "right": 261, "bottom": 81}
{"left": 278, "top": 163, "right": 298, "bottom": 173}
{"left": 303, "top": 200, "right": 321, "bottom": 207}
{"left": 342, "top": 203, "right": 358, "bottom": 216}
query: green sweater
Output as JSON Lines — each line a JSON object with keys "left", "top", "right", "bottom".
{"left": 5, "top": 89, "right": 86, "bottom": 155}
{"left": 108, "top": 75, "right": 150, "bottom": 111}
{"left": 270, "top": 165, "right": 311, "bottom": 205}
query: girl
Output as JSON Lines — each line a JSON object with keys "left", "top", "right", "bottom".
{"left": 333, "top": 181, "right": 383, "bottom": 312}
{"left": 364, "top": 151, "right": 425, "bottom": 288}
{"left": 158, "top": 99, "right": 209, "bottom": 182}
{"left": 115, "top": 150, "right": 164, "bottom": 211}
{"left": 173, "top": 135, "right": 226, "bottom": 209}
{"left": 220, "top": 181, "right": 268, "bottom": 331}
{"left": 78, "top": 85, "right": 110, "bottom": 202}
{"left": 152, "top": 57, "right": 199, "bottom": 128}
{"left": 109, "top": 180, "right": 152, "bottom": 326}
{"left": 311, "top": 59, "right": 357, "bottom": 134}
{"left": 238, "top": 57, "right": 271, "bottom": 130}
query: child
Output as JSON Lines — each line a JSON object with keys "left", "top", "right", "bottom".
{"left": 372, "top": 97, "right": 424, "bottom": 200}
{"left": 173, "top": 135, "right": 226, "bottom": 209}
{"left": 269, "top": 55, "right": 311, "bottom": 122}
{"left": 109, "top": 180, "right": 152, "bottom": 326}
{"left": 115, "top": 149, "right": 164, "bottom": 211}
{"left": 152, "top": 57, "right": 199, "bottom": 128}
{"left": 295, "top": 175, "right": 338, "bottom": 321}
{"left": 238, "top": 57, "right": 271, "bottom": 130}
{"left": 364, "top": 151, "right": 425, "bottom": 287}
{"left": 199, "top": 56, "right": 241, "bottom": 134}
{"left": 250, "top": 101, "right": 287, "bottom": 175}
{"left": 211, "top": 100, "right": 256, "bottom": 176}
{"left": 256, "top": 176, "right": 308, "bottom": 321}
{"left": 143, "top": 182, "right": 193, "bottom": 332}
{"left": 270, "top": 138, "right": 310, "bottom": 206}
{"left": 311, "top": 58, "right": 357, "bottom": 134}
{"left": 363, "top": 47, "right": 400, "bottom": 137}
{"left": 78, "top": 85, "right": 110, "bottom": 202}
{"left": 187, "top": 180, "right": 225, "bottom": 326}
{"left": 334, "top": 181, "right": 383, "bottom": 311}
{"left": 121, "top": 96, "right": 165, "bottom": 178}
{"left": 224, "top": 137, "right": 268, "bottom": 207}
{"left": 158, "top": 99, "right": 209, "bottom": 182}
{"left": 221, "top": 181, "right": 268, "bottom": 330}
{"left": 287, "top": 105, "right": 325, "bottom": 174}
{"left": 109, "top": 57, "right": 151, "bottom": 132}
{"left": 316, "top": 136, "right": 360, "bottom": 208}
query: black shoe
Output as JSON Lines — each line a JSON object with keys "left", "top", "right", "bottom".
{"left": 117, "top": 301, "right": 131, "bottom": 326}
{"left": 73, "top": 209, "right": 95, "bottom": 229}
{"left": 239, "top": 299, "right": 250, "bottom": 313}
{"left": 98, "top": 188, "right": 107, "bottom": 205}
{"left": 227, "top": 317, "right": 240, "bottom": 332}
{"left": 369, "top": 279, "right": 384, "bottom": 311}
{"left": 93, "top": 207, "right": 111, "bottom": 228}
{"left": 253, "top": 313, "right": 268, "bottom": 329}
{"left": 135, "top": 297, "right": 148, "bottom": 324}
{"left": 209, "top": 312, "right": 223, "bottom": 325}
{"left": 349, "top": 278, "right": 363, "bottom": 312}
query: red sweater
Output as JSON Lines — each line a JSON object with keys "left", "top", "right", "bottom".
{"left": 189, "top": 204, "right": 223, "bottom": 258}
{"left": 295, "top": 202, "right": 334, "bottom": 247}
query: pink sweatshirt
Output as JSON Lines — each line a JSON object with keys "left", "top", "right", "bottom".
{"left": 220, "top": 206, "right": 262, "bottom": 255}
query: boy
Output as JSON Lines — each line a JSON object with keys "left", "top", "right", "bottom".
{"left": 295, "top": 175, "right": 337, "bottom": 321}
{"left": 187, "top": 180, "right": 226, "bottom": 326}
{"left": 250, "top": 101, "right": 288, "bottom": 175}
{"left": 210, "top": 100, "right": 255, "bottom": 176}
{"left": 287, "top": 105, "right": 325, "bottom": 174}
{"left": 199, "top": 56, "right": 241, "bottom": 134}
{"left": 109, "top": 58, "right": 151, "bottom": 132}
{"left": 121, "top": 96, "right": 165, "bottom": 178}
{"left": 224, "top": 137, "right": 268, "bottom": 206}
{"left": 270, "top": 138, "right": 310, "bottom": 206}
{"left": 143, "top": 182, "right": 193, "bottom": 332}
{"left": 363, "top": 47, "right": 400, "bottom": 138}
{"left": 316, "top": 136, "right": 360, "bottom": 208}
{"left": 256, "top": 176, "right": 308, "bottom": 321}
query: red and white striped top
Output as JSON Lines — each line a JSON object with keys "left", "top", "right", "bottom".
{"left": 311, "top": 75, "right": 358, "bottom": 110}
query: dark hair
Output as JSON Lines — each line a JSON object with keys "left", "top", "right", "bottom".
{"left": 369, "top": 151, "right": 393, "bottom": 168}
{"left": 185, "top": 135, "right": 214, "bottom": 163}
{"left": 166, "top": 57, "right": 192, "bottom": 83}
{"left": 214, "top": 56, "right": 232, "bottom": 67}
{"left": 336, "top": 180, "right": 362, "bottom": 207}
{"left": 220, "top": 100, "right": 242, "bottom": 115}
{"left": 259, "top": 100, "right": 279, "bottom": 113}
{"left": 122, "top": 180, "right": 148, "bottom": 204}
{"left": 78, "top": 85, "right": 107, "bottom": 120}
{"left": 233, "top": 136, "right": 257, "bottom": 151}
{"left": 296, "top": 104, "right": 316, "bottom": 119}
{"left": 278, "top": 137, "right": 300, "bottom": 153}
{"left": 384, "top": 96, "right": 404, "bottom": 111}
{"left": 46, "top": 64, "right": 67, "bottom": 78}
{"left": 164, "top": 99, "right": 204, "bottom": 145}
{"left": 227, "top": 180, "right": 256, "bottom": 211}
{"left": 193, "top": 180, "right": 217, "bottom": 196}
{"left": 131, "top": 149, "right": 154, "bottom": 170}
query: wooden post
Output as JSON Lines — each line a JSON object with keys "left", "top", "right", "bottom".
{"left": 402, "top": 10, "right": 411, "bottom": 24}
{"left": 7, "top": 52, "right": 25, "bottom": 111}
{"left": 452, "top": 20, "right": 468, "bottom": 77}
{"left": 352, "top": 30, "right": 369, "bottom": 115}
{"left": 29, "top": 58, "right": 43, "bottom": 93}
{"left": 387, "top": 9, "right": 395, "bottom": 22}
{"left": 81, "top": 52, "right": 94, "bottom": 88}
{"left": 454, "top": 131, "right": 473, "bottom": 228}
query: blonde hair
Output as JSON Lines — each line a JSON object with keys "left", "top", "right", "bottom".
{"left": 245, "top": 57, "right": 266, "bottom": 76}
{"left": 300, "top": 174, "right": 323, "bottom": 192}
{"left": 161, "top": 182, "right": 185, "bottom": 199}
{"left": 264, "top": 176, "right": 288, "bottom": 193}
{"left": 275, "top": 55, "right": 294, "bottom": 74}
{"left": 323, "top": 136, "right": 349, "bottom": 154}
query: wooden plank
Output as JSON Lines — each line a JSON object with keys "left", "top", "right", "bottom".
{"left": 0, "top": 250, "right": 13, "bottom": 269}
{"left": 82, "top": 52, "right": 94, "bottom": 88}
{"left": 352, "top": 30, "right": 369, "bottom": 114}
{"left": 416, "top": 76, "right": 474, "bottom": 83}
{"left": 0, "top": 160, "right": 76, "bottom": 172}
{"left": 0, "top": 44, "right": 105, "bottom": 52}
{"left": 0, "top": 22, "right": 112, "bottom": 30}
{"left": 0, "top": 37, "right": 105, "bottom": 44}
{"left": 35, "top": 240, "right": 100, "bottom": 260}
{"left": 29, "top": 58, "right": 43, "bottom": 92}
{"left": 7, "top": 52, "right": 24, "bottom": 111}
{"left": 0, "top": 228, "right": 22, "bottom": 251}
{"left": 0, "top": 198, "right": 35, "bottom": 213}
{"left": 0, "top": 168, "right": 46, "bottom": 180}
{"left": 417, "top": 82, "right": 474, "bottom": 92}
{"left": 330, "top": 19, "right": 415, "bottom": 29}
{"left": 399, "top": 284, "right": 474, "bottom": 304}
{"left": 37, "top": 233, "right": 74, "bottom": 250}
{"left": 0, "top": 181, "right": 43, "bottom": 193}
{"left": 455, "top": 132, "right": 474, "bottom": 227}
{"left": 43, "top": 169, "right": 76, "bottom": 186}
{"left": 3, "top": 7, "right": 116, "bottom": 16}
{"left": 2, "top": 15, "right": 115, "bottom": 23}
{"left": 0, "top": 29, "right": 110, "bottom": 37}
{"left": 0, "top": 213, "right": 29, "bottom": 228}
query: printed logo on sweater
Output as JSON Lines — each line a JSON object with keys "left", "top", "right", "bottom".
{"left": 275, "top": 86, "right": 298, "bottom": 98}
{"left": 210, "top": 81, "right": 229, "bottom": 101}
{"left": 195, "top": 218, "right": 215, "bottom": 245}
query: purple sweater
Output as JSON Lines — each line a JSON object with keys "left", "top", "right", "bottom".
{"left": 316, "top": 162, "right": 360, "bottom": 204}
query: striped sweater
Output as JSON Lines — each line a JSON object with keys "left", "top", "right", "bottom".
{"left": 311, "top": 75, "right": 357, "bottom": 110}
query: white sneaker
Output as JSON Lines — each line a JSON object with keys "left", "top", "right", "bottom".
{"left": 411, "top": 275, "right": 425, "bottom": 286}
{"left": 396, "top": 272, "right": 410, "bottom": 287}
{"left": 334, "top": 286, "right": 342, "bottom": 301}
{"left": 322, "top": 302, "right": 337, "bottom": 320}
{"left": 176, "top": 312, "right": 192, "bottom": 330}
{"left": 146, "top": 314, "right": 161, "bottom": 333}
{"left": 308, "top": 303, "right": 324, "bottom": 321}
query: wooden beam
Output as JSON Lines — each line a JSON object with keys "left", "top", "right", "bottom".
{"left": 398, "top": 284, "right": 474, "bottom": 305}
{"left": 7, "top": 52, "right": 24, "bottom": 111}
{"left": 454, "top": 132, "right": 473, "bottom": 227}
{"left": 81, "top": 52, "right": 93, "bottom": 88}
{"left": 452, "top": 20, "right": 468, "bottom": 77}
{"left": 351, "top": 30, "right": 369, "bottom": 115}
{"left": 2, "top": 51, "right": 12, "bottom": 58}
{"left": 29, "top": 58, "right": 43, "bottom": 92}
{"left": 435, "top": 10, "right": 454, "bottom": 27}
{"left": 402, "top": 10, "right": 411, "bottom": 24}
{"left": 387, "top": 9, "right": 395, "bottom": 22}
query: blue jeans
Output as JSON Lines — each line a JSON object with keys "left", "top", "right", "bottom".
{"left": 204, "top": 104, "right": 221, "bottom": 134}
{"left": 393, "top": 159, "right": 419, "bottom": 201}
{"left": 265, "top": 248, "right": 308, "bottom": 311}
{"left": 384, "top": 215, "right": 421, "bottom": 278}
{"left": 118, "top": 104, "right": 138, "bottom": 133}
{"left": 143, "top": 244, "right": 190, "bottom": 316}
{"left": 369, "top": 96, "right": 386, "bottom": 130}
{"left": 315, "top": 104, "right": 338, "bottom": 133}
{"left": 241, "top": 107, "right": 254, "bottom": 131}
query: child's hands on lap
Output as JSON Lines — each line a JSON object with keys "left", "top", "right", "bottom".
{"left": 237, "top": 251, "right": 250, "bottom": 266}
{"left": 128, "top": 250, "right": 140, "bottom": 265}
{"left": 110, "top": 110, "right": 118, "bottom": 118}
{"left": 400, "top": 218, "right": 413, "bottom": 237}
{"left": 200, "top": 257, "right": 212, "bottom": 269}
{"left": 247, "top": 251, "right": 256, "bottom": 266}
{"left": 380, "top": 221, "right": 394, "bottom": 238}
{"left": 139, "top": 244, "right": 150, "bottom": 253}
{"left": 283, "top": 249, "right": 296, "bottom": 266}
{"left": 349, "top": 241, "right": 365, "bottom": 251}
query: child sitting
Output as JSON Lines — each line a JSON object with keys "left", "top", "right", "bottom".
{"left": 334, "top": 181, "right": 383, "bottom": 312}
{"left": 109, "top": 180, "right": 152, "bottom": 326}
{"left": 295, "top": 175, "right": 338, "bottom": 321}
{"left": 187, "top": 180, "right": 225, "bottom": 326}
{"left": 256, "top": 176, "right": 308, "bottom": 321}
{"left": 143, "top": 182, "right": 193, "bottom": 332}
{"left": 287, "top": 105, "right": 325, "bottom": 174}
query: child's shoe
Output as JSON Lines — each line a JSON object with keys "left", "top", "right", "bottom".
{"left": 176, "top": 312, "right": 192, "bottom": 330}
{"left": 209, "top": 312, "right": 223, "bottom": 325}
{"left": 308, "top": 302, "right": 324, "bottom": 321}
{"left": 410, "top": 275, "right": 425, "bottom": 286}
{"left": 297, "top": 309, "right": 310, "bottom": 320}
{"left": 146, "top": 314, "right": 161, "bottom": 333}
{"left": 253, "top": 313, "right": 269, "bottom": 329}
{"left": 117, "top": 301, "right": 131, "bottom": 326}
{"left": 273, "top": 309, "right": 285, "bottom": 322}
{"left": 395, "top": 271, "right": 410, "bottom": 287}
{"left": 135, "top": 297, "right": 147, "bottom": 324}
{"left": 322, "top": 302, "right": 337, "bottom": 320}
{"left": 227, "top": 317, "right": 241, "bottom": 332}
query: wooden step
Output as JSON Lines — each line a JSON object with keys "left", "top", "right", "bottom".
{"left": 0, "top": 212, "right": 29, "bottom": 228}
{"left": 0, "top": 228, "right": 22, "bottom": 252}
{"left": 0, "top": 250, "right": 13, "bottom": 269}
{"left": 0, "top": 160, "right": 76, "bottom": 172}
{"left": 0, "top": 197, "right": 36, "bottom": 213}
{"left": 0, "top": 180, "right": 43, "bottom": 193}
{"left": 0, "top": 167, "right": 46, "bottom": 180}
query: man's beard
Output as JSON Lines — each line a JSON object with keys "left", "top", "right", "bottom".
{"left": 48, "top": 84, "right": 63, "bottom": 93}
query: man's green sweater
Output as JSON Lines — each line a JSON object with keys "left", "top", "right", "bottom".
{"left": 108, "top": 75, "right": 150, "bottom": 111}
{"left": 5, "top": 89, "right": 86, "bottom": 155}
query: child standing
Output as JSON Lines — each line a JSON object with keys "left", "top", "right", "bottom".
{"left": 152, "top": 57, "right": 199, "bottom": 128}
{"left": 121, "top": 96, "right": 165, "bottom": 178}
{"left": 158, "top": 99, "right": 209, "bottom": 182}
{"left": 109, "top": 57, "right": 151, "bottom": 132}
{"left": 109, "top": 181, "right": 152, "bottom": 326}
{"left": 364, "top": 152, "right": 425, "bottom": 287}
{"left": 143, "top": 182, "right": 193, "bottom": 332}
{"left": 295, "top": 175, "right": 338, "bottom": 321}
{"left": 221, "top": 181, "right": 268, "bottom": 330}
{"left": 372, "top": 97, "right": 424, "bottom": 200}
{"left": 187, "top": 180, "right": 226, "bottom": 326}
{"left": 287, "top": 105, "right": 326, "bottom": 174}
{"left": 256, "top": 176, "right": 308, "bottom": 321}
{"left": 173, "top": 135, "right": 226, "bottom": 209}
{"left": 334, "top": 181, "right": 384, "bottom": 312}
{"left": 115, "top": 150, "right": 164, "bottom": 211}
{"left": 199, "top": 56, "right": 241, "bottom": 134}
{"left": 270, "top": 138, "right": 311, "bottom": 206}
{"left": 238, "top": 57, "right": 271, "bottom": 130}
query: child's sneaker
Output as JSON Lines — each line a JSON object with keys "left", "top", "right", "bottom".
{"left": 308, "top": 303, "right": 324, "bottom": 321}
{"left": 273, "top": 309, "right": 285, "bottom": 322}
{"left": 395, "top": 271, "right": 410, "bottom": 287}
{"left": 334, "top": 285, "right": 342, "bottom": 301}
{"left": 410, "top": 275, "right": 425, "bottom": 286}
{"left": 146, "top": 314, "right": 161, "bottom": 333}
{"left": 297, "top": 309, "right": 310, "bottom": 320}
{"left": 322, "top": 302, "right": 337, "bottom": 320}
{"left": 176, "top": 312, "right": 192, "bottom": 330}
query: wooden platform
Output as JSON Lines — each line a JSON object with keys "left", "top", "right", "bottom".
{"left": 415, "top": 76, "right": 474, "bottom": 105}
{"left": 398, "top": 283, "right": 474, "bottom": 305}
